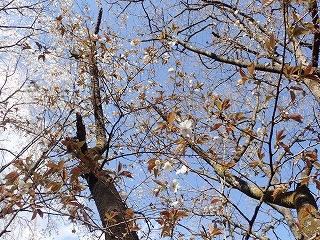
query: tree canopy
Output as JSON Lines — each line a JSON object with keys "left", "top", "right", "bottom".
{"left": 1, "top": 0, "right": 320, "bottom": 239}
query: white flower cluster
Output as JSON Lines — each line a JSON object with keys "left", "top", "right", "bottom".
{"left": 170, "top": 179, "right": 181, "bottom": 193}
{"left": 163, "top": 52, "right": 170, "bottom": 61}
{"left": 163, "top": 161, "right": 173, "bottom": 173}
{"left": 171, "top": 199, "right": 184, "bottom": 208}
{"left": 176, "top": 165, "right": 188, "bottom": 175}
{"left": 179, "top": 120, "right": 192, "bottom": 137}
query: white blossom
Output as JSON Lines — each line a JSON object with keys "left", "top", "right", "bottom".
{"left": 179, "top": 120, "right": 192, "bottom": 137}
{"left": 168, "top": 67, "right": 175, "bottom": 74}
{"left": 92, "top": 34, "right": 98, "bottom": 40}
{"left": 163, "top": 161, "right": 173, "bottom": 173}
{"left": 18, "top": 179, "right": 24, "bottom": 190}
{"left": 213, "top": 136, "right": 220, "bottom": 142}
{"left": 170, "top": 179, "right": 181, "bottom": 193}
{"left": 257, "top": 128, "right": 268, "bottom": 137}
{"left": 143, "top": 54, "right": 151, "bottom": 64}
{"left": 237, "top": 78, "right": 246, "bottom": 86}
{"left": 18, "top": 179, "right": 30, "bottom": 196}
{"left": 154, "top": 159, "right": 161, "bottom": 169}
{"left": 119, "top": 190, "right": 128, "bottom": 200}
{"left": 172, "top": 201, "right": 179, "bottom": 208}
{"left": 168, "top": 41, "right": 176, "bottom": 47}
{"left": 163, "top": 53, "right": 170, "bottom": 61}
{"left": 252, "top": 90, "right": 260, "bottom": 96}
{"left": 209, "top": 205, "right": 215, "bottom": 212}
{"left": 176, "top": 165, "right": 188, "bottom": 175}
{"left": 172, "top": 200, "right": 184, "bottom": 208}
{"left": 153, "top": 188, "right": 160, "bottom": 196}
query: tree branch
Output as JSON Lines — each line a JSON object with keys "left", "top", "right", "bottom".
{"left": 150, "top": 101, "right": 320, "bottom": 239}
{"left": 310, "top": 0, "right": 320, "bottom": 67}
{"left": 169, "top": 35, "right": 320, "bottom": 104}
{"left": 94, "top": 8, "right": 103, "bottom": 35}
{"left": 172, "top": 35, "right": 282, "bottom": 74}
{"left": 76, "top": 112, "right": 88, "bottom": 153}
{"left": 90, "top": 8, "right": 108, "bottom": 155}
{"left": 150, "top": 103, "right": 296, "bottom": 208}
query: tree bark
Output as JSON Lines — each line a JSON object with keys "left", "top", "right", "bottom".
{"left": 294, "top": 185, "right": 320, "bottom": 240}
{"left": 86, "top": 173, "right": 139, "bottom": 240}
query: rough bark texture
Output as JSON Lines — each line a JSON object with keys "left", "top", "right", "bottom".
{"left": 310, "top": 0, "right": 320, "bottom": 68}
{"left": 294, "top": 185, "right": 320, "bottom": 240}
{"left": 303, "top": 77, "right": 320, "bottom": 104}
{"left": 90, "top": 7, "right": 108, "bottom": 155}
{"left": 277, "top": 207, "right": 304, "bottom": 240}
{"left": 86, "top": 173, "right": 139, "bottom": 240}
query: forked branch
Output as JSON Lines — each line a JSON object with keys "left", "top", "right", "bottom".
{"left": 150, "top": 103, "right": 320, "bottom": 239}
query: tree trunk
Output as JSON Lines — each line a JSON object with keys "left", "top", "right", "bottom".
{"left": 75, "top": 113, "right": 139, "bottom": 239}
{"left": 86, "top": 173, "right": 139, "bottom": 240}
{"left": 78, "top": 8, "right": 138, "bottom": 239}
{"left": 294, "top": 185, "right": 320, "bottom": 240}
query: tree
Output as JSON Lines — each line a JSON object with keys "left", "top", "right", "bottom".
{"left": 1, "top": 0, "right": 320, "bottom": 239}
{"left": 118, "top": 0, "right": 320, "bottom": 239}
{"left": 1, "top": 1, "right": 141, "bottom": 239}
